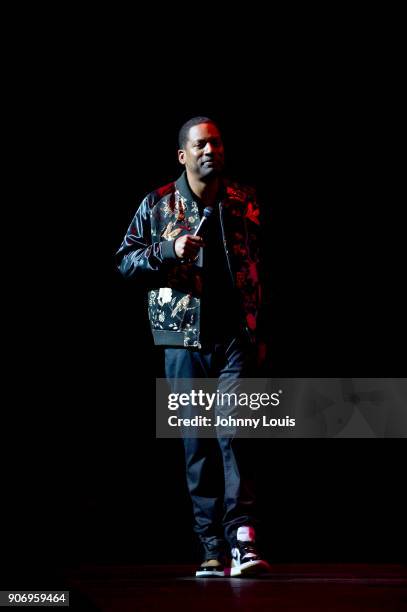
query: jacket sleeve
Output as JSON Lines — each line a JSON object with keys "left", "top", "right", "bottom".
{"left": 245, "top": 193, "right": 271, "bottom": 345}
{"left": 256, "top": 218, "right": 271, "bottom": 345}
{"left": 115, "top": 196, "right": 178, "bottom": 289}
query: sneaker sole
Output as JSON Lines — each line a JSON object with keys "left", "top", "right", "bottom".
{"left": 195, "top": 569, "right": 225, "bottom": 577}
{"left": 230, "top": 559, "right": 271, "bottom": 577}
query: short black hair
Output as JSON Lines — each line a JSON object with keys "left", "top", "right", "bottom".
{"left": 178, "top": 116, "right": 219, "bottom": 149}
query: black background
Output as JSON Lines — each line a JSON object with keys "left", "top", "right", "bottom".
{"left": 3, "top": 33, "right": 405, "bottom": 586}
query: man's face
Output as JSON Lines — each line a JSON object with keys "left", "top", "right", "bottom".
{"left": 178, "top": 123, "right": 225, "bottom": 180}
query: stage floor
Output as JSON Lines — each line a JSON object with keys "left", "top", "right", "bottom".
{"left": 62, "top": 563, "right": 407, "bottom": 611}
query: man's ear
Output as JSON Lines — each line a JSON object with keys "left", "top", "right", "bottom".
{"left": 178, "top": 149, "right": 186, "bottom": 165}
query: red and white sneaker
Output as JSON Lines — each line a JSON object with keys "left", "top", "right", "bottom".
{"left": 230, "top": 526, "right": 271, "bottom": 577}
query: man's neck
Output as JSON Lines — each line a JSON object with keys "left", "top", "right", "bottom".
{"left": 186, "top": 172, "right": 221, "bottom": 208}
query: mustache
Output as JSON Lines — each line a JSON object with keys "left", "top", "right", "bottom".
{"left": 202, "top": 155, "right": 223, "bottom": 163}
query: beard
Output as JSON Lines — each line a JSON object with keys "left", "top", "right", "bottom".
{"left": 198, "top": 160, "right": 223, "bottom": 181}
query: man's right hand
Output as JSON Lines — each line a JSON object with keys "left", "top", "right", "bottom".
{"left": 174, "top": 234, "right": 204, "bottom": 260}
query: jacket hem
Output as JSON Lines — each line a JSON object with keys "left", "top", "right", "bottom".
{"left": 152, "top": 329, "right": 188, "bottom": 346}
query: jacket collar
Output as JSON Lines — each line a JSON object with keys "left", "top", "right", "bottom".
{"left": 175, "top": 171, "right": 227, "bottom": 211}
{"left": 175, "top": 171, "right": 196, "bottom": 203}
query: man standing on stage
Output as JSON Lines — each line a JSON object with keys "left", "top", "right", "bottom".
{"left": 116, "top": 116, "right": 270, "bottom": 577}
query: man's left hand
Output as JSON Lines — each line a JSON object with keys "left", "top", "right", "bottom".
{"left": 257, "top": 340, "right": 268, "bottom": 369}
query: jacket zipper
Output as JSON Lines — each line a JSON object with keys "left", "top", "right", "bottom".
{"left": 219, "top": 201, "right": 235, "bottom": 288}
{"left": 219, "top": 201, "right": 253, "bottom": 342}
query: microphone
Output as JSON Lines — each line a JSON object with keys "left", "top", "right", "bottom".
{"left": 193, "top": 206, "right": 214, "bottom": 238}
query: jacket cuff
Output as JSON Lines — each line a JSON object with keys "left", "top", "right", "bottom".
{"left": 160, "top": 240, "right": 178, "bottom": 261}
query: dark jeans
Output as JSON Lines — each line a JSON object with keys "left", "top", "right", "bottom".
{"left": 164, "top": 333, "right": 257, "bottom": 559}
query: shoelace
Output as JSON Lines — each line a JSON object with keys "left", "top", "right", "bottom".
{"left": 239, "top": 542, "right": 258, "bottom": 559}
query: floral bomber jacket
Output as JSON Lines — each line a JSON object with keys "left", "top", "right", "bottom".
{"left": 116, "top": 172, "right": 266, "bottom": 349}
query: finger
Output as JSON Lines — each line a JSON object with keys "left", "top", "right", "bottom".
{"left": 187, "top": 235, "right": 204, "bottom": 244}
{"left": 184, "top": 249, "right": 200, "bottom": 259}
{"left": 185, "top": 242, "right": 202, "bottom": 252}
